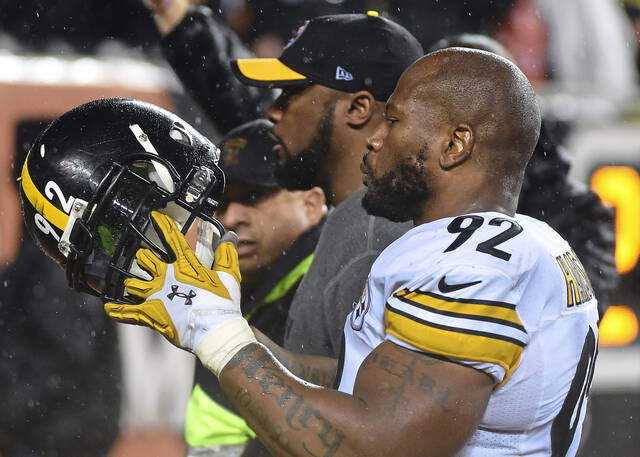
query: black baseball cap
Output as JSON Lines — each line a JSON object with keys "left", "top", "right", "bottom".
{"left": 218, "top": 119, "right": 279, "bottom": 188}
{"left": 231, "top": 11, "right": 424, "bottom": 102}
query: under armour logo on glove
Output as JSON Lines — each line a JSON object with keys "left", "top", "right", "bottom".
{"left": 104, "top": 211, "right": 243, "bottom": 352}
{"left": 167, "top": 285, "right": 197, "bottom": 306}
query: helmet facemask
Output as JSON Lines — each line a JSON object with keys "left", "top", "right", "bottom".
{"left": 62, "top": 151, "right": 225, "bottom": 304}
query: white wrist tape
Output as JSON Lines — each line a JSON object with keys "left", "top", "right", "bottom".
{"left": 195, "top": 317, "right": 257, "bottom": 376}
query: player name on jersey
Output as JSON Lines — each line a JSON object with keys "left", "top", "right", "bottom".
{"left": 556, "top": 250, "right": 594, "bottom": 308}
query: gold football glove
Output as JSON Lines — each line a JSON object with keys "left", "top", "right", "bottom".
{"left": 104, "top": 212, "right": 253, "bottom": 361}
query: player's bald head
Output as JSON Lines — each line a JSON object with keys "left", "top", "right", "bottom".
{"left": 399, "top": 48, "right": 541, "bottom": 177}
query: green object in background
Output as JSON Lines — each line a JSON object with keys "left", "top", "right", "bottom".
{"left": 185, "top": 384, "right": 256, "bottom": 447}
{"left": 98, "top": 226, "right": 115, "bottom": 255}
{"left": 245, "top": 253, "right": 314, "bottom": 322}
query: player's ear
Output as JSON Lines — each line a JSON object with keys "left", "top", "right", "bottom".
{"left": 440, "top": 124, "right": 473, "bottom": 170}
{"left": 343, "top": 91, "right": 376, "bottom": 128}
{"left": 301, "top": 186, "right": 327, "bottom": 226}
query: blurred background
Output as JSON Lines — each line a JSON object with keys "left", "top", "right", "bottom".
{"left": 0, "top": 0, "right": 639, "bottom": 456}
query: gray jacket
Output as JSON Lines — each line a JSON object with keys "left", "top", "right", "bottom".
{"left": 284, "top": 189, "right": 411, "bottom": 358}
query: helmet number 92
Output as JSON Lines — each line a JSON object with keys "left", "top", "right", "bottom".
{"left": 34, "top": 213, "right": 60, "bottom": 242}
{"left": 45, "top": 180, "right": 74, "bottom": 214}
{"left": 34, "top": 180, "right": 74, "bottom": 242}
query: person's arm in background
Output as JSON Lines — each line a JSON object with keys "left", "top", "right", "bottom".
{"left": 147, "top": 0, "right": 276, "bottom": 133}
{"left": 253, "top": 327, "right": 338, "bottom": 387}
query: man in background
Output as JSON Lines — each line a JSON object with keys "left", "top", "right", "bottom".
{"left": 231, "top": 12, "right": 423, "bottom": 363}
{"left": 184, "top": 119, "right": 326, "bottom": 456}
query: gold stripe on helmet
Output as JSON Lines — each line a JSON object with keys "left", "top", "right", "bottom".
{"left": 20, "top": 152, "right": 69, "bottom": 231}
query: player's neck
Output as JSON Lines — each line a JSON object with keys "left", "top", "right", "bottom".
{"left": 415, "top": 193, "right": 518, "bottom": 226}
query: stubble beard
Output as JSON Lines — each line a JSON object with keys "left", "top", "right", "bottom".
{"left": 274, "top": 100, "right": 336, "bottom": 191}
{"left": 361, "top": 148, "right": 432, "bottom": 223}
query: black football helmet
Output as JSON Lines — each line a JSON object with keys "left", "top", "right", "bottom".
{"left": 19, "top": 98, "right": 225, "bottom": 303}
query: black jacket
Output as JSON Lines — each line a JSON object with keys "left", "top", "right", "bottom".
{"left": 161, "top": 6, "right": 275, "bottom": 134}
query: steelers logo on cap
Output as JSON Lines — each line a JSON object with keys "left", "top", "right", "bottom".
{"left": 221, "top": 138, "right": 247, "bottom": 165}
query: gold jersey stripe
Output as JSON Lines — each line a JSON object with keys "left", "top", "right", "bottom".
{"left": 396, "top": 289, "right": 524, "bottom": 328}
{"left": 385, "top": 303, "right": 523, "bottom": 386}
{"left": 20, "top": 153, "right": 69, "bottom": 231}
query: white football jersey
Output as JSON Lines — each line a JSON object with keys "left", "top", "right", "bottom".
{"left": 336, "top": 212, "right": 599, "bottom": 457}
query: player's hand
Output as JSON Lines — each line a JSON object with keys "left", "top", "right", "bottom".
{"left": 104, "top": 211, "right": 243, "bottom": 353}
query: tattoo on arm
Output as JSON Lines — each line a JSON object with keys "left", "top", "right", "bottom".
{"left": 227, "top": 345, "right": 345, "bottom": 457}
{"left": 226, "top": 343, "right": 457, "bottom": 456}
{"left": 360, "top": 344, "right": 452, "bottom": 416}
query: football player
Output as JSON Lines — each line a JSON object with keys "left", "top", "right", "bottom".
{"left": 99, "top": 48, "right": 598, "bottom": 457}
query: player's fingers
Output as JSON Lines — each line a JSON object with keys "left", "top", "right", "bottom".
{"left": 150, "top": 211, "right": 183, "bottom": 262}
{"left": 124, "top": 276, "right": 158, "bottom": 298}
{"left": 104, "top": 302, "right": 147, "bottom": 327}
{"left": 214, "top": 234, "right": 241, "bottom": 284}
{"left": 126, "top": 249, "right": 168, "bottom": 297}
{"left": 219, "top": 231, "right": 238, "bottom": 247}
{"left": 105, "top": 300, "right": 180, "bottom": 346}
{"left": 136, "top": 300, "right": 180, "bottom": 346}
{"left": 135, "top": 248, "right": 162, "bottom": 278}
{"left": 151, "top": 211, "right": 201, "bottom": 269}
{"left": 182, "top": 241, "right": 207, "bottom": 274}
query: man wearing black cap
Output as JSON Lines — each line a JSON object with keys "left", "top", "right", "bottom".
{"left": 146, "top": 2, "right": 423, "bottom": 374}
{"left": 230, "top": 11, "right": 424, "bottom": 366}
{"left": 184, "top": 119, "right": 326, "bottom": 456}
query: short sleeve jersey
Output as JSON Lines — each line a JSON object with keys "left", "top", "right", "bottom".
{"left": 336, "top": 212, "right": 599, "bottom": 457}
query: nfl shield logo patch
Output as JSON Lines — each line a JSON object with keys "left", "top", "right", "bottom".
{"left": 350, "top": 284, "right": 370, "bottom": 330}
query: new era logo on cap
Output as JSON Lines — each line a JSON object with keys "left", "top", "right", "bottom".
{"left": 335, "top": 66, "right": 353, "bottom": 81}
